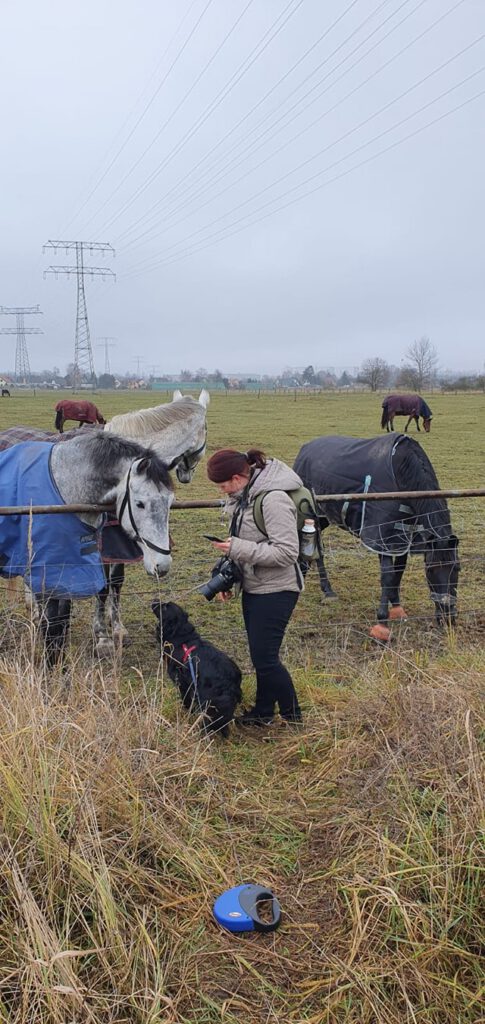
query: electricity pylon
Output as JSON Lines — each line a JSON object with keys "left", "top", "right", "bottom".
{"left": 97, "top": 337, "right": 116, "bottom": 375}
{"left": 43, "top": 240, "right": 115, "bottom": 386}
{"left": 0, "top": 305, "right": 43, "bottom": 384}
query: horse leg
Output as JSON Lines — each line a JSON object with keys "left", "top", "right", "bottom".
{"left": 389, "top": 414, "right": 394, "bottom": 432}
{"left": 387, "top": 553, "right": 408, "bottom": 617}
{"left": 315, "top": 535, "right": 337, "bottom": 599}
{"left": 377, "top": 554, "right": 394, "bottom": 620}
{"left": 93, "top": 565, "right": 116, "bottom": 657}
{"left": 415, "top": 415, "right": 420, "bottom": 432}
{"left": 404, "top": 415, "right": 412, "bottom": 432}
{"left": 40, "top": 597, "right": 72, "bottom": 667}
{"left": 378, "top": 554, "right": 409, "bottom": 620}
{"left": 107, "top": 563, "right": 130, "bottom": 645}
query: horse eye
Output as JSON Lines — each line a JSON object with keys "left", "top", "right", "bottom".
{"left": 136, "top": 501, "right": 145, "bottom": 509}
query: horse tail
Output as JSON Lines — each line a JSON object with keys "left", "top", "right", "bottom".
{"left": 381, "top": 402, "right": 389, "bottom": 429}
{"left": 55, "top": 409, "right": 63, "bottom": 431}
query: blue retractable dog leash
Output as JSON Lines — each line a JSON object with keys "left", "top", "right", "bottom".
{"left": 213, "top": 884, "right": 281, "bottom": 934}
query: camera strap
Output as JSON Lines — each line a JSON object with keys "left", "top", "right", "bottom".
{"left": 229, "top": 471, "right": 259, "bottom": 538}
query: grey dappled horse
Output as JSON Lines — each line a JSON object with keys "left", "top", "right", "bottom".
{"left": 96, "top": 389, "right": 209, "bottom": 651}
{"left": 0, "top": 431, "right": 173, "bottom": 665}
{"left": 0, "top": 390, "right": 209, "bottom": 654}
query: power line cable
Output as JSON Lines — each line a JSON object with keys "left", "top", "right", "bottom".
{"left": 124, "top": 73, "right": 485, "bottom": 275}
{"left": 58, "top": 0, "right": 202, "bottom": 235}
{"left": 86, "top": 0, "right": 307, "bottom": 236}
{"left": 120, "top": 0, "right": 434, "bottom": 255}
{"left": 124, "top": 34, "right": 484, "bottom": 273}
{"left": 78, "top": 0, "right": 258, "bottom": 236}
{"left": 112, "top": 0, "right": 368, "bottom": 243}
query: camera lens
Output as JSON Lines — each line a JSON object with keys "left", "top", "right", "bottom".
{"left": 197, "top": 572, "right": 226, "bottom": 601}
{"left": 197, "top": 558, "right": 238, "bottom": 601}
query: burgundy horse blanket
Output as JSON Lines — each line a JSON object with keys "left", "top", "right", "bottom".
{"left": 55, "top": 400, "right": 105, "bottom": 424}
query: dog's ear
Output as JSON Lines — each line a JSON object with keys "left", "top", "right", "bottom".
{"left": 151, "top": 600, "right": 162, "bottom": 620}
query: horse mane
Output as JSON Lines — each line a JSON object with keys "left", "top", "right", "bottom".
{"left": 392, "top": 437, "right": 450, "bottom": 531}
{"left": 74, "top": 431, "right": 173, "bottom": 490}
{"left": 105, "top": 396, "right": 203, "bottom": 438}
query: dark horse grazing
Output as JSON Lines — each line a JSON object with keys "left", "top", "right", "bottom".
{"left": 0, "top": 432, "right": 173, "bottom": 665}
{"left": 294, "top": 434, "right": 460, "bottom": 626}
{"left": 381, "top": 393, "right": 432, "bottom": 433}
{"left": 55, "top": 399, "right": 106, "bottom": 432}
{"left": 1, "top": 388, "right": 10, "bottom": 397}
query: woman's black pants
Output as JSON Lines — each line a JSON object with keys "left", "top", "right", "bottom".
{"left": 242, "top": 590, "right": 300, "bottom": 719}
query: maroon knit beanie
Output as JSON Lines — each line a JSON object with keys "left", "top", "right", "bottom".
{"left": 206, "top": 449, "right": 249, "bottom": 483}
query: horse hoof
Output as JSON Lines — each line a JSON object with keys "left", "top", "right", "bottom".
{"left": 113, "top": 626, "right": 131, "bottom": 647}
{"left": 389, "top": 606, "right": 407, "bottom": 621}
{"left": 369, "top": 624, "right": 391, "bottom": 643}
{"left": 95, "top": 637, "right": 115, "bottom": 659}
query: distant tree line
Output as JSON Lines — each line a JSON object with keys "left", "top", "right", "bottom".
{"left": 4, "top": 336, "right": 483, "bottom": 392}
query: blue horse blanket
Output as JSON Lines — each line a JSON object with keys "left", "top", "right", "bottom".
{"left": 0, "top": 442, "right": 106, "bottom": 597}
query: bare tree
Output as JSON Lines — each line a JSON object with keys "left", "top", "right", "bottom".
{"left": 358, "top": 357, "right": 391, "bottom": 392}
{"left": 403, "top": 336, "right": 438, "bottom": 390}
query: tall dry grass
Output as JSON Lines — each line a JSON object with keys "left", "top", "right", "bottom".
{"left": 0, "top": 644, "right": 483, "bottom": 1023}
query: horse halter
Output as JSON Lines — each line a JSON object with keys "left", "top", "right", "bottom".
{"left": 117, "top": 460, "right": 171, "bottom": 555}
{"left": 166, "top": 425, "right": 207, "bottom": 474}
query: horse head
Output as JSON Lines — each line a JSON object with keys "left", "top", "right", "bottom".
{"left": 171, "top": 391, "right": 209, "bottom": 484}
{"left": 423, "top": 417, "right": 432, "bottom": 433}
{"left": 424, "top": 532, "right": 460, "bottom": 625}
{"left": 105, "top": 391, "right": 210, "bottom": 485}
{"left": 116, "top": 454, "right": 174, "bottom": 578}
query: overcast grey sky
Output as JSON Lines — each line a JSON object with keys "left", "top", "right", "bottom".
{"left": 1, "top": 0, "right": 484, "bottom": 376}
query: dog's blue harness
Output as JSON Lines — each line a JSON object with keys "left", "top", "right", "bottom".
{"left": 0, "top": 441, "right": 106, "bottom": 597}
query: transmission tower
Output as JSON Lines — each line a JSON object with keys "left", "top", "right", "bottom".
{"left": 43, "top": 240, "right": 115, "bottom": 386}
{"left": 0, "top": 305, "right": 43, "bottom": 384}
{"left": 97, "top": 337, "right": 116, "bottom": 375}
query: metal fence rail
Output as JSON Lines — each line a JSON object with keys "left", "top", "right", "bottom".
{"left": 1, "top": 488, "right": 485, "bottom": 516}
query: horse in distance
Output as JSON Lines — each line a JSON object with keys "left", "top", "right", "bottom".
{"left": 294, "top": 433, "right": 459, "bottom": 628}
{"left": 55, "top": 399, "right": 106, "bottom": 432}
{"left": 381, "top": 393, "right": 432, "bottom": 433}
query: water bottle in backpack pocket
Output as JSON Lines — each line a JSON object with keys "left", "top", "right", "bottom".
{"left": 252, "top": 486, "right": 320, "bottom": 564}
{"left": 299, "top": 517, "right": 318, "bottom": 561}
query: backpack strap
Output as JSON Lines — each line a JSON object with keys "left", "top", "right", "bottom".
{"left": 252, "top": 487, "right": 318, "bottom": 536}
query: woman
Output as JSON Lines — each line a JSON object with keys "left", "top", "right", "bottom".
{"left": 206, "top": 447, "right": 304, "bottom": 727}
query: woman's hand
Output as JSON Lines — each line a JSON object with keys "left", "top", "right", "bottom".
{"left": 211, "top": 539, "right": 231, "bottom": 554}
{"left": 216, "top": 590, "right": 233, "bottom": 602}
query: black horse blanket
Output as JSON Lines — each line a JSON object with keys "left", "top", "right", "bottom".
{"left": 294, "top": 433, "right": 427, "bottom": 555}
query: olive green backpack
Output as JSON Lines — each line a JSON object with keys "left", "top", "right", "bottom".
{"left": 252, "top": 486, "right": 320, "bottom": 560}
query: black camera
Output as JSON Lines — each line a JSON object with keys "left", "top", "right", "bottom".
{"left": 197, "top": 557, "right": 242, "bottom": 601}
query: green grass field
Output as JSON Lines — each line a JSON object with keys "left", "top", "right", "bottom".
{"left": 0, "top": 389, "right": 483, "bottom": 1023}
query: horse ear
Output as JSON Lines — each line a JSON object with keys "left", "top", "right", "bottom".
{"left": 198, "top": 388, "right": 210, "bottom": 408}
{"left": 172, "top": 389, "right": 183, "bottom": 402}
{"left": 135, "top": 456, "right": 150, "bottom": 474}
{"left": 450, "top": 533, "right": 459, "bottom": 547}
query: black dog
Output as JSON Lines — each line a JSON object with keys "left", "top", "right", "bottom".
{"left": 152, "top": 601, "right": 242, "bottom": 735}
